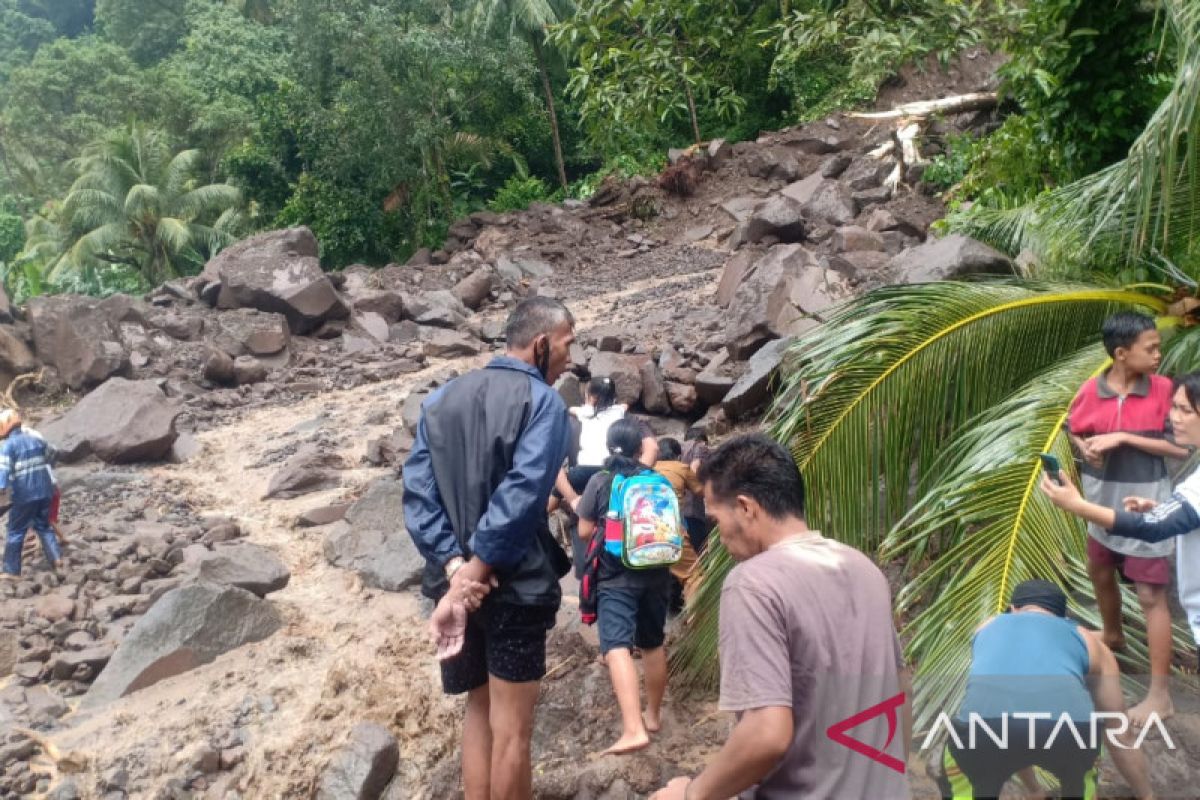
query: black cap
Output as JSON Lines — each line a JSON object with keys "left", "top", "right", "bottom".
{"left": 1011, "top": 579, "right": 1068, "bottom": 617}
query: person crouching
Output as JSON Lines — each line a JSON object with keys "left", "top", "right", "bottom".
{"left": 0, "top": 410, "right": 62, "bottom": 577}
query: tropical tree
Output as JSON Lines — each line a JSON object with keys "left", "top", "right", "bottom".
{"left": 28, "top": 124, "right": 242, "bottom": 286}
{"left": 469, "top": 0, "right": 572, "bottom": 191}
{"left": 552, "top": 0, "right": 747, "bottom": 158}
{"left": 675, "top": 0, "right": 1200, "bottom": 736}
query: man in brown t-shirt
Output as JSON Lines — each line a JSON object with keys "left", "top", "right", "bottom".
{"left": 653, "top": 434, "right": 911, "bottom": 800}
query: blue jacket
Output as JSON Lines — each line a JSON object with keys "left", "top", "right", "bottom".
{"left": 0, "top": 427, "right": 55, "bottom": 504}
{"left": 402, "top": 356, "right": 570, "bottom": 606}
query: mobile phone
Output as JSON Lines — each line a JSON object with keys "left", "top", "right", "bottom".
{"left": 1039, "top": 453, "right": 1064, "bottom": 486}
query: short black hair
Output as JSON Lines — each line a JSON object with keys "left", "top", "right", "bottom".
{"left": 1176, "top": 372, "right": 1200, "bottom": 412}
{"left": 658, "top": 437, "right": 682, "bottom": 461}
{"left": 684, "top": 428, "right": 708, "bottom": 443}
{"left": 698, "top": 434, "right": 805, "bottom": 519}
{"left": 1101, "top": 312, "right": 1156, "bottom": 357}
{"left": 505, "top": 297, "right": 574, "bottom": 349}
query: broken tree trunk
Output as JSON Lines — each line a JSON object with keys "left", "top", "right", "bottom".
{"left": 848, "top": 91, "right": 998, "bottom": 121}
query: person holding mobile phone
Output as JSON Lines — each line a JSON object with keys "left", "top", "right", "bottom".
{"left": 1063, "top": 313, "right": 1189, "bottom": 726}
{"left": 1044, "top": 372, "right": 1200, "bottom": 675}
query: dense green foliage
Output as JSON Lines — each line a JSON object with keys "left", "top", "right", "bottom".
{"left": 0, "top": 0, "right": 1184, "bottom": 292}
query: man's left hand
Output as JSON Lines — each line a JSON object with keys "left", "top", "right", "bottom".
{"left": 651, "top": 777, "right": 692, "bottom": 800}
{"left": 430, "top": 594, "right": 468, "bottom": 661}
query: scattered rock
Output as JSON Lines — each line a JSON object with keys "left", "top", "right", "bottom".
{"left": 27, "top": 296, "right": 129, "bottom": 390}
{"left": 0, "top": 325, "right": 38, "bottom": 391}
{"left": 316, "top": 722, "right": 400, "bottom": 800}
{"left": 233, "top": 355, "right": 268, "bottom": 385}
{"left": 297, "top": 503, "right": 351, "bottom": 528}
{"left": 41, "top": 378, "right": 181, "bottom": 464}
{"left": 196, "top": 543, "right": 291, "bottom": 597}
{"left": 401, "top": 392, "right": 427, "bottom": 435}
{"left": 723, "top": 337, "right": 795, "bottom": 420}
{"left": 802, "top": 180, "right": 857, "bottom": 225}
{"left": 639, "top": 361, "right": 670, "bottom": 414}
{"left": 210, "top": 308, "right": 291, "bottom": 357}
{"left": 81, "top": 582, "right": 281, "bottom": 709}
{"left": 665, "top": 382, "right": 698, "bottom": 415}
{"left": 203, "top": 350, "right": 236, "bottom": 385}
{"left": 887, "top": 234, "right": 1013, "bottom": 283}
{"left": 554, "top": 373, "right": 584, "bottom": 409}
{"left": 739, "top": 195, "right": 806, "bottom": 245}
{"left": 452, "top": 268, "right": 494, "bottom": 311}
{"left": 833, "top": 226, "right": 886, "bottom": 253}
{"left": 364, "top": 427, "right": 415, "bottom": 468}
{"left": 265, "top": 446, "right": 342, "bottom": 499}
{"left": 50, "top": 646, "right": 114, "bottom": 681}
{"left": 421, "top": 328, "right": 483, "bottom": 358}
{"left": 201, "top": 522, "right": 243, "bottom": 545}
{"left": 324, "top": 479, "right": 424, "bottom": 591}
{"left": 202, "top": 227, "right": 349, "bottom": 334}
{"left": 586, "top": 352, "right": 645, "bottom": 406}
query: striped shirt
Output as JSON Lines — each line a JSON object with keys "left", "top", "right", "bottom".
{"left": 0, "top": 428, "right": 55, "bottom": 503}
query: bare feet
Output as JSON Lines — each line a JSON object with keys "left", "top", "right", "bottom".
{"left": 1128, "top": 693, "right": 1174, "bottom": 729}
{"left": 643, "top": 710, "right": 661, "bottom": 734}
{"left": 602, "top": 729, "right": 651, "bottom": 755}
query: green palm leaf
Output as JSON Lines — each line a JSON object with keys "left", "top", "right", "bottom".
{"left": 770, "top": 282, "right": 1167, "bottom": 547}
{"left": 885, "top": 346, "right": 1195, "bottom": 733}
{"left": 174, "top": 184, "right": 242, "bottom": 220}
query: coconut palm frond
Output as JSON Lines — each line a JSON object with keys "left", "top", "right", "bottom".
{"left": 174, "top": 184, "right": 242, "bottom": 220}
{"left": 768, "top": 282, "right": 1167, "bottom": 549}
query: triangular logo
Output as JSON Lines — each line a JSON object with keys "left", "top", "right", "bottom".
{"left": 825, "top": 691, "right": 906, "bottom": 774}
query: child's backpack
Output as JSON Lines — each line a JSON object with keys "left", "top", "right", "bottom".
{"left": 604, "top": 470, "right": 684, "bottom": 569}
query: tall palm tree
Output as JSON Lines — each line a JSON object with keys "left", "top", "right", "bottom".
{"left": 34, "top": 124, "right": 242, "bottom": 287}
{"left": 674, "top": 0, "right": 1200, "bottom": 734}
{"left": 469, "top": 0, "right": 572, "bottom": 191}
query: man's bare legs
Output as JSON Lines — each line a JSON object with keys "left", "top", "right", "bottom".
{"left": 463, "top": 684, "right": 492, "bottom": 800}
{"left": 603, "top": 647, "right": 651, "bottom": 754}
{"left": 1129, "top": 581, "right": 1175, "bottom": 727}
{"left": 488, "top": 675, "right": 540, "bottom": 800}
{"left": 642, "top": 646, "right": 667, "bottom": 734}
{"left": 1088, "top": 559, "right": 1126, "bottom": 651}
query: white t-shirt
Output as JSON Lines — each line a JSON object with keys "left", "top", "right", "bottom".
{"left": 570, "top": 404, "right": 626, "bottom": 466}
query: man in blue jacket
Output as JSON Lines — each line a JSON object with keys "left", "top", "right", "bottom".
{"left": 403, "top": 296, "right": 575, "bottom": 800}
{"left": 0, "top": 409, "right": 62, "bottom": 577}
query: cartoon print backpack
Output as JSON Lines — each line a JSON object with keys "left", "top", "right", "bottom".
{"left": 603, "top": 470, "right": 684, "bottom": 569}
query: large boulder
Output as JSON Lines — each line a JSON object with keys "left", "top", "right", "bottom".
{"left": 41, "top": 378, "right": 180, "bottom": 463}
{"left": 716, "top": 251, "right": 758, "bottom": 309}
{"left": 27, "top": 296, "right": 129, "bottom": 390}
{"left": 802, "top": 180, "right": 857, "bottom": 225}
{"left": 452, "top": 267, "right": 495, "bottom": 311}
{"left": 739, "top": 196, "right": 806, "bottom": 245}
{"left": 202, "top": 227, "right": 348, "bottom": 334}
{"left": 0, "top": 325, "right": 38, "bottom": 390}
{"left": 587, "top": 352, "right": 645, "bottom": 406}
{"left": 80, "top": 582, "right": 281, "bottom": 709}
{"left": 723, "top": 337, "right": 795, "bottom": 420}
{"left": 724, "top": 245, "right": 822, "bottom": 359}
{"left": 421, "top": 328, "right": 483, "bottom": 359}
{"left": 316, "top": 722, "right": 400, "bottom": 800}
{"left": 886, "top": 234, "right": 1013, "bottom": 283}
{"left": 210, "top": 309, "right": 290, "bottom": 357}
{"left": 324, "top": 479, "right": 424, "bottom": 591}
{"left": 196, "top": 544, "right": 291, "bottom": 597}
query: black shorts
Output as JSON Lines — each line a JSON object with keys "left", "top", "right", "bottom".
{"left": 596, "top": 582, "right": 669, "bottom": 655}
{"left": 439, "top": 602, "right": 557, "bottom": 694}
{"left": 939, "top": 717, "right": 1099, "bottom": 799}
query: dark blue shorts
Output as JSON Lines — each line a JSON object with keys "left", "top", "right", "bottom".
{"left": 597, "top": 582, "right": 669, "bottom": 655}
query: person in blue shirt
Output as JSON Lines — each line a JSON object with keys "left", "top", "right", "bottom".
{"left": 0, "top": 409, "right": 62, "bottom": 577}
{"left": 402, "top": 297, "right": 575, "bottom": 800}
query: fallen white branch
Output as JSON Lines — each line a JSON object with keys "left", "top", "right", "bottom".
{"left": 848, "top": 91, "right": 998, "bottom": 121}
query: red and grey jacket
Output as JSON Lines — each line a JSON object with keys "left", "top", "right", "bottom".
{"left": 402, "top": 356, "right": 571, "bottom": 607}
